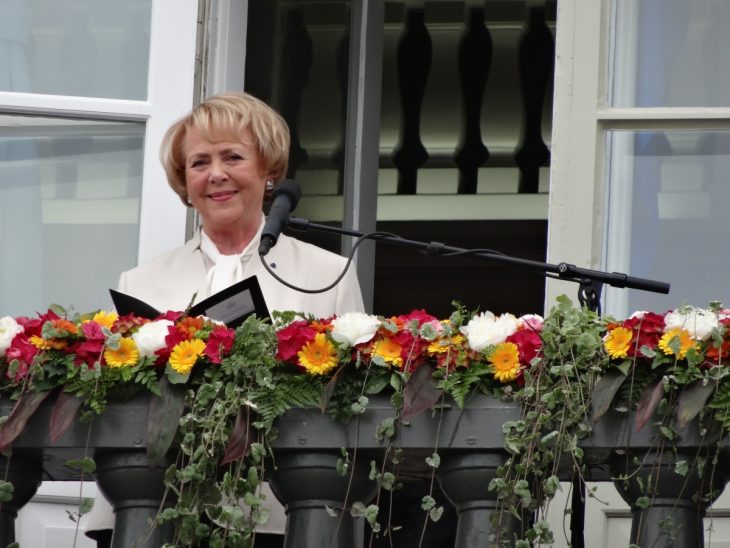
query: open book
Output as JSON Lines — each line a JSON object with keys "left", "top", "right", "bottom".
{"left": 110, "top": 275, "right": 270, "bottom": 328}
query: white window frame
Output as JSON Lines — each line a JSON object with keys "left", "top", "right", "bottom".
{"left": 0, "top": 0, "right": 200, "bottom": 266}
{"left": 547, "top": 0, "right": 730, "bottom": 312}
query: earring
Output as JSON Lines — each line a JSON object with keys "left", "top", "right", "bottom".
{"left": 265, "top": 180, "right": 275, "bottom": 191}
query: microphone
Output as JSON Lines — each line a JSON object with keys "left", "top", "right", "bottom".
{"left": 258, "top": 179, "right": 302, "bottom": 256}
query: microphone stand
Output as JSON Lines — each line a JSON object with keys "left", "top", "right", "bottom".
{"left": 285, "top": 217, "right": 670, "bottom": 309}
{"left": 286, "top": 216, "right": 670, "bottom": 548}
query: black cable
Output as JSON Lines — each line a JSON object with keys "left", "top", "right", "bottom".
{"left": 258, "top": 231, "right": 398, "bottom": 294}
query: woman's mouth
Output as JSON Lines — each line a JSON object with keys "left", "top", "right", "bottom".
{"left": 208, "top": 191, "right": 238, "bottom": 202}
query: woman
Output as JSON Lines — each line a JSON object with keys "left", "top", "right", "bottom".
{"left": 85, "top": 91, "right": 365, "bottom": 547}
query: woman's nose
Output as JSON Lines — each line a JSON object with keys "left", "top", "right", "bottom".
{"left": 208, "top": 159, "right": 229, "bottom": 183}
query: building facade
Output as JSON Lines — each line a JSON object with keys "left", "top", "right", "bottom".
{"left": 2, "top": 0, "right": 730, "bottom": 544}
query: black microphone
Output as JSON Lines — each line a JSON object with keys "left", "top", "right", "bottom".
{"left": 258, "top": 179, "right": 302, "bottom": 256}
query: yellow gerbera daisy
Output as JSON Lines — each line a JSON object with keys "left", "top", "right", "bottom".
{"left": 104, "top": 338, "right": 139, "bottom": 367}
{"left": 90, "top": 310, "right": 119, "bottom": 329}
{"left": 297, "top": 333, "right": 339, "bottom": 375}
{"left": 658, "top": 328, "right": 695, "bottom": 360}
{"left": 604, "top": 327, "right": 633, "bottom": 359}
{"left": 29, "top": 335, "right": 67, "bottom": 350}
{"left": 489, "top": 342, "right": 521, "bottom": 383}
{"left": 372, "top": 337, "right": 403, "bottom": 368}
{"left": 169, "top": 338, "right": 206, "bottom": 375}
{"left": 427, "top": 333, "right": 465, "bottom": 355}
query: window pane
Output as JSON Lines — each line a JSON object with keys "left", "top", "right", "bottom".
{"left": 0, "top": 115, "right": 144, "bottom": 316}
{"left": 611, "top": 0, "right": 730, "bottom": 107}
{"left": 0, "top": 0, "right": 152, "bottom": 100}
{"left": 603, "top": 130, "right": 730, "bottom": 317}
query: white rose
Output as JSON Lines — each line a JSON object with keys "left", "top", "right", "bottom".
{"left": 132, "top": 319, "right": 174, "bottom": 357}
{"left": 331, "top": 312, "right": 381, "bottom": 347}
{"left": 0, "top": 316, "right": 23, "bottom": 358}
{"left": 664, "top": 307, "right": 718, "bottom": 341}
{"left": 460, "top": 312, "right": 519, "bottom": 352}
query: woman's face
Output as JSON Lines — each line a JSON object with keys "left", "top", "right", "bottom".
{"left": 184, "top": 127, "right": 269, "bottom": 236}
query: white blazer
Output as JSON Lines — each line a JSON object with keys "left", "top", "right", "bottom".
{"left": 87, "top": 228, "right": 365, "bottom": 536}
{"left": 118, "top": 228, "right": 365, "bottom": 317}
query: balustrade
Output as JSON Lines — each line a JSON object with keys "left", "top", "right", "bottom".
{"left": 0, "top": 393, "right": 725, "bottom": 547}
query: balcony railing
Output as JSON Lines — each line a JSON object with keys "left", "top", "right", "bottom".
{"left": 0, "top": 392, "right": 724, "bottom": 548}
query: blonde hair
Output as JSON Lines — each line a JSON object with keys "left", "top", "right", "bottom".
{"left": 160, "top": 92, "right": 290, "bottom": 206}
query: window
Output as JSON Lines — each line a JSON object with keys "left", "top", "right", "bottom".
{"left": 0, "top": 0, "right": 199, "bottom": 316}
{"left": 548, "top": 0, "right": 730, "bottom": 317}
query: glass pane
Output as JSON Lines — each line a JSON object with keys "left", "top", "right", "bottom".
{"left": 611, "top": 0, "right": 730, "bottom": 107}
{"left": 0, "top": 115, "right": 144, "bottom": 316}
{"left": 603, "top": 130, "right": 730, "bottom": 317}
{"left": 0, "top": 0, "right": 152, "bottom": 100}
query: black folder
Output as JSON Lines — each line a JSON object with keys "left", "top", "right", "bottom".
{"left": 110, "top": 275, "right": 270, "bottom": 328}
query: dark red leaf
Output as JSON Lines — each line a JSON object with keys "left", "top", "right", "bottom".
{"left": 590, "top": 369, "right": 627, "bottom": 423}
{"left": 49, "top": 392, "right": 85, "bottom": 444}
{"left": 676, "top": 380, "right": 716, "bottom": 430}
{"left": 635, "top": 378, "right": 664, "bottom": 432}
{"left": 146, "top": 377, "right": 186, "bottom": 466}
{"left": 320, "top": 363, "right": 347, "bottom": 413}
{"left": 0, "top": 391, "right": 51, "bottom": 450}
{"left": 221, "top": 406, "right": 258, "bottom": 465}
{"left": 401, "top": 364, "right": 443, "bottom": 421}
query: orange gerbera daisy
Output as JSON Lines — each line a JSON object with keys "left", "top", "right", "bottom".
{"left": 297, "top": 333, "right": 338, "bottom": 375}
{"left": 372, "top": 336, "right": 403, "bottom": 368}
{"left": 489, "top": 342, "right": 521, "bottom": 383}
{"left": 52, "top": 319, "right": 78, "bottom": 335}
{"left": 176, "top": 316, "right": 205, "bottom": 338}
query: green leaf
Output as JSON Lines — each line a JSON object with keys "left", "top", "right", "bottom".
{"left": 364, "top": 372, "right": 390, "bottom": 395}
{"left": 591, "top": 369, "right": 627, "bottom": 423}
{"left": 66, "top": 457, "right": 96, "bottom": 474}
{"left": 0, "top": 480, "right": 14, "bottom": 502}
{"left": 676, "top": 380, "right": 715, "bottom": 429}
{"left": 146, "top": 377, "right": 186, "bottom": 466}
{"left": 635, "top": 496, "right": 650, "bottom": 509}
{"left": 425, "top": 453, "right": 440, "bottom": 469}
{"left": 675, "top": 460, "right": 688, "bottom": 477}
{"left": 635, "top": 378, "right": 664, "bottom": 432}
{"left": 420, "top": 495, "right": 436, "bottom": 510}
{"left": 164, "top": 363, "right": 190, "bottom": 385}
{"left": 401, "top": 364, "right": 442, "bottom": 420}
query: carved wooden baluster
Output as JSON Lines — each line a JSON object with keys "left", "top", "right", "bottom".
{"left": 515, "top": 1, "right": 553, "bottom": 193}
{"left": 455, "top": 6, "right": 492, "bottom": 195}
{"left": 392, "top": 7, "right": 431, "bottom": 195}
{"left": 277, "top": 5, "right": 313, "bottom": 178}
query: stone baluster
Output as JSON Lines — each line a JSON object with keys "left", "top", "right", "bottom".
{"left": 0, "top": 454, "right": 42, "bottom": 547}
{"left": 269, "top": 452, "right": 379, "bottom": 548}
{"left": 611, "top": 450, "right": 729, "bottom": 548}
{"left": 95, "top": 449, "right": 173, "bottom": 548}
